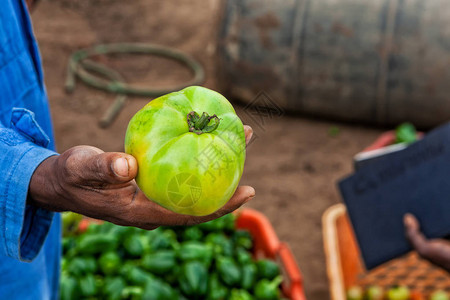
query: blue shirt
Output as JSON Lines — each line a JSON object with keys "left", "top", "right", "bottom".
{"left": 0, "top": 1, "right": 61, "bottom": 299}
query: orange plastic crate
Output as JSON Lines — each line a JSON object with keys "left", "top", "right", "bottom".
{"left": 236, "top": 209, "right": 307, "bottom": 300}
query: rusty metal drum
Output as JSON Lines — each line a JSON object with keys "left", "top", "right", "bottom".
{"left": 218, "top": 0, "right": 450, "bottom": 128}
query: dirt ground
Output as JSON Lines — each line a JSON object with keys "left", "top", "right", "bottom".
{"left": 32, "top": 1, "right": 384, "bottom": 299}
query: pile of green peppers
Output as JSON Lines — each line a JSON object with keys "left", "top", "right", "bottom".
{"left": 60, "top": 213, "right": 284, "bottom": 300}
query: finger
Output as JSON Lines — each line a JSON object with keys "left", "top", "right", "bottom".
{"left": 78, "top": 151, "right": 138, "bottom": 184}
{"left": 244, "top": 125, "right": 253, "bottom": 146}
{"left": 127, "top": 186, "right": 255, "bottom": 228}
{"left": 404, "top": 213, "right": 430, "bottom": 256}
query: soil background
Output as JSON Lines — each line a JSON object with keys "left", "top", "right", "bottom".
{"left": 32, "top": 1, "right": 385, "bottom": 299}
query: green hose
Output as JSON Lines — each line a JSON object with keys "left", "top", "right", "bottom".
{"left": 65, "top": 43, "right": 205, "bottom": 127}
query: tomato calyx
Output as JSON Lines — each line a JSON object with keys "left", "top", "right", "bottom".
{"left": 187, "top": 111, "right": 220, "bottom": 135}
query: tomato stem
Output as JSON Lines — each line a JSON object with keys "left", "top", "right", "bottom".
{"left": 187, "top": 111, "right": 220, "bottom": 134}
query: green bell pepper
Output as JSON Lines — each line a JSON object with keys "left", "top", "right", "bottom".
{"left": 241, "top": 263, "right": 258, "bottom": 290}
{"left": 124, "top": 234, "right": 144, "bottom": 257}
{"left": 232, "top": 230, "right": 253, "bottom": 250}
{"left": 142, "top": 276, "right": 180, "bottom": 300}
{"left": 229, "top": 289, "right": 254, "bottom": 300}
{"left": 182, "top": 226, "right": 203, "bottom": 241}
{"left": 142, "top": 250, "right": 176, "bottom": 274}
{"left": 395, "top": 122, "right": 417, "bottom": 144}
{"left": 216, "top": 256, "right": 241, "bottom": 287}
{"left": 254, "top": 276, "right": 283, "bottom": 300}
{"left": 66, "top": 257, "right": 96, "bottom": 277}
{"left": 103, "top": 277, "right": 126, "bottom": 300}
{"left": 178, "top": 261, "right": 208, "bottom": 297}
{"left": 256, "top": 259, "right": 280, "bottom": 280}
{"left": 205, "top": 233, "right": 233, "bottom": 257}
{"left": 235, "top": 247, "right": 252, "bottom": 265}
{"left": 177, "top": 241, "right": 213, "bottom": 267}
{"left": 76, "top": 233, "right": 118, "bottom": 255}
{"left": 121, "top": 286, "right": 143, "bottom": 300}
{"left": 206, "top": 273, "right": 228, "bottom": 300}
{"left": 148, "top": 229, "right": 179, "bottom": 251}
{"left": 59, "top": 275, "right": 79, "bottom": 300}
{"left": 126, "top": 267, "right": 153, "bottom": 286}
{"left": 198, "top": 213, "right": 236, "bottom": 232}
{"left": 79, "top": 274, "right": 97, "bottom": 297}
{"left": 98, "top": 251, "right": 121, "bottom": 275}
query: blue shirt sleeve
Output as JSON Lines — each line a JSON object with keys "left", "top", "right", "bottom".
{"left": 0, "top": 107, "right": 58, "bottom": 262}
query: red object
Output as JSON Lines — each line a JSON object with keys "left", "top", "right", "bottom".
{"left": 236, "top": 209, "right": 307, "bottom": 300}
{"left": 363, "top": 130, "right": 424, "bottom": 152}
{"left": 363, "top": 130, "right": 397, "bottom": 152}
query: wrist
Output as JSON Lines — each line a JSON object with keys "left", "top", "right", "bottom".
{"left": 28, "top": 155, "right": 64, "bottom": 211}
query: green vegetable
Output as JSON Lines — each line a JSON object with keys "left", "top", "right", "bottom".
{"left": 230, "top": 289, "right": 254, "bottom": 300}
{"left": 430, "top": 290, "right": 449, "bottom": 300}
{"left": 60, "top": 205, "right": 284, "bottom": 300}
{"left": 142, "top": 250, "right": 176, "bottom": 274}
{"left": 125, "top": 86, "right": 246, "bottom": 216}
{"left": 77, "top": 234, "right": 118, "bottom": 255}
{"left": 395, "top": 122, "right": 417, "bottom": 144}
{"left": 98, "top": 251, "right": 121, "bottom": 275}
{"left": 254, "top": 276, "right": 283, "bottom": 300}
{"left": 142, "top": 276, "right": 180, "bottom": 300}
{"left": 66, "top": 257, "right": 96, "bottom": 277}
{"left": 177, "top": 241, "right": 213, "bottom": 267}
{"left": 241, "top": 263, "right": 258, "bottom": 290}
{"left": 79, "top": 274, "right": 97, "bottom": 297}
{"left": 97, "top": 221, "right": 116, "bottom": 234}
{"left": 126, "top": 267, "right": 153, "bottom": 286}
{"left": 206, "top": 273, "right": 228, "bottom": 300}
{"left": 163, "top": 264, "right": 181, "bottom": 285}
{"left": 386, "top": 286, "right": 410, "bottom": 300}
{"left": 236, "top": 248, "right": 252, "bottom": 265}
{"left": 104, "top": 277, "right": 126, "bottom": 300}
{"left": 366, "top": 285, "right": 384, "bottom": 300}
{"left": 179, "top": 261, "right": 208, "bottom": 297}
{"left": 205, "top": 233, "right": 233, "bottom": 256}
{"left": 216, "top": 256, "right": 241, "bottom": 287}
{"left": 124, "top": 234, "right": 144, "bottom": 257}
{"left": 256, "top": 259, "right": 280, "bottom": 280}
{"left": 121, "top": 286, "right": 143, "bottom": 299}
{"left": 346, "top": 286, "right": 363, "bottom": 300}
{"left": 198, "top": 214, "right": 236, "bottom": 232}
{"left": 85, "top": 223, "right": 102, "bottom": 234}
{"left": 148, "top": 229, "right": 179, "bottom": 251}
{"left": 232, "top": 230, "right": 253, "bottom": 250}
{"left": 59, "top": 275, "right": 79, "bottom": 300}
{"left": 62, "top": 237, "right": 76, "bottom": 254}
{"left": 182, "top": 226, "right": 203, "bottom": 241}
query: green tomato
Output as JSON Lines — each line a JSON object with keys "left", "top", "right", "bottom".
{"left": 346, "top": 286, "right": 363, "bottom": 300}
{"left": 386, "top": 286, "right": 410, "bottom": 300}
{"left": 366, "top": 285, "right": 384, "bottom": 300}
{"left": 125, "top": 86, "right": 246, "bottom": 216}
{"left": 430, "top": 290, "right": 449, "bottom": 300}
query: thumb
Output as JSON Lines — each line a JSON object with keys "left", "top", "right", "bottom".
{"left": 83, "top": 152, "right": 138, "bottom": 184}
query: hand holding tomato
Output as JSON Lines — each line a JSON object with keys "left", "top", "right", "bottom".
{"left": 28, "top": 126, "right": 254, "bottom": 229}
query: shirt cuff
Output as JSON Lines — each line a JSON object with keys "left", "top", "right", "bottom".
{"left": 4, "top": 144, "right": 58, "bottom": 261}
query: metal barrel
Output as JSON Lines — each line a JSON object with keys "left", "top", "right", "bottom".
{"left": 218, "top": 0, "right": 450, "bottom": 128}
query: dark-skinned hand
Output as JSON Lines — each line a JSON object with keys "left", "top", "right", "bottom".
{"left": 404, "top": 213, "right": 450, "bottom": 273}
{"left": 29, "top": 126, "right": 255, "bottom": 230}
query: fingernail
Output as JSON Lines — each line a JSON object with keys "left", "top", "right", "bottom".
{"left": 113, "top": 157, "right": 129, "bottom": 177}
{"left": 404, "top": 214, "right": 413, "bottom": 226}
{"left": 244, "top": 195, "right": 255, "bottom": 203}
{"left": 246, "top": 130, "right": 253, "bottom": 144}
